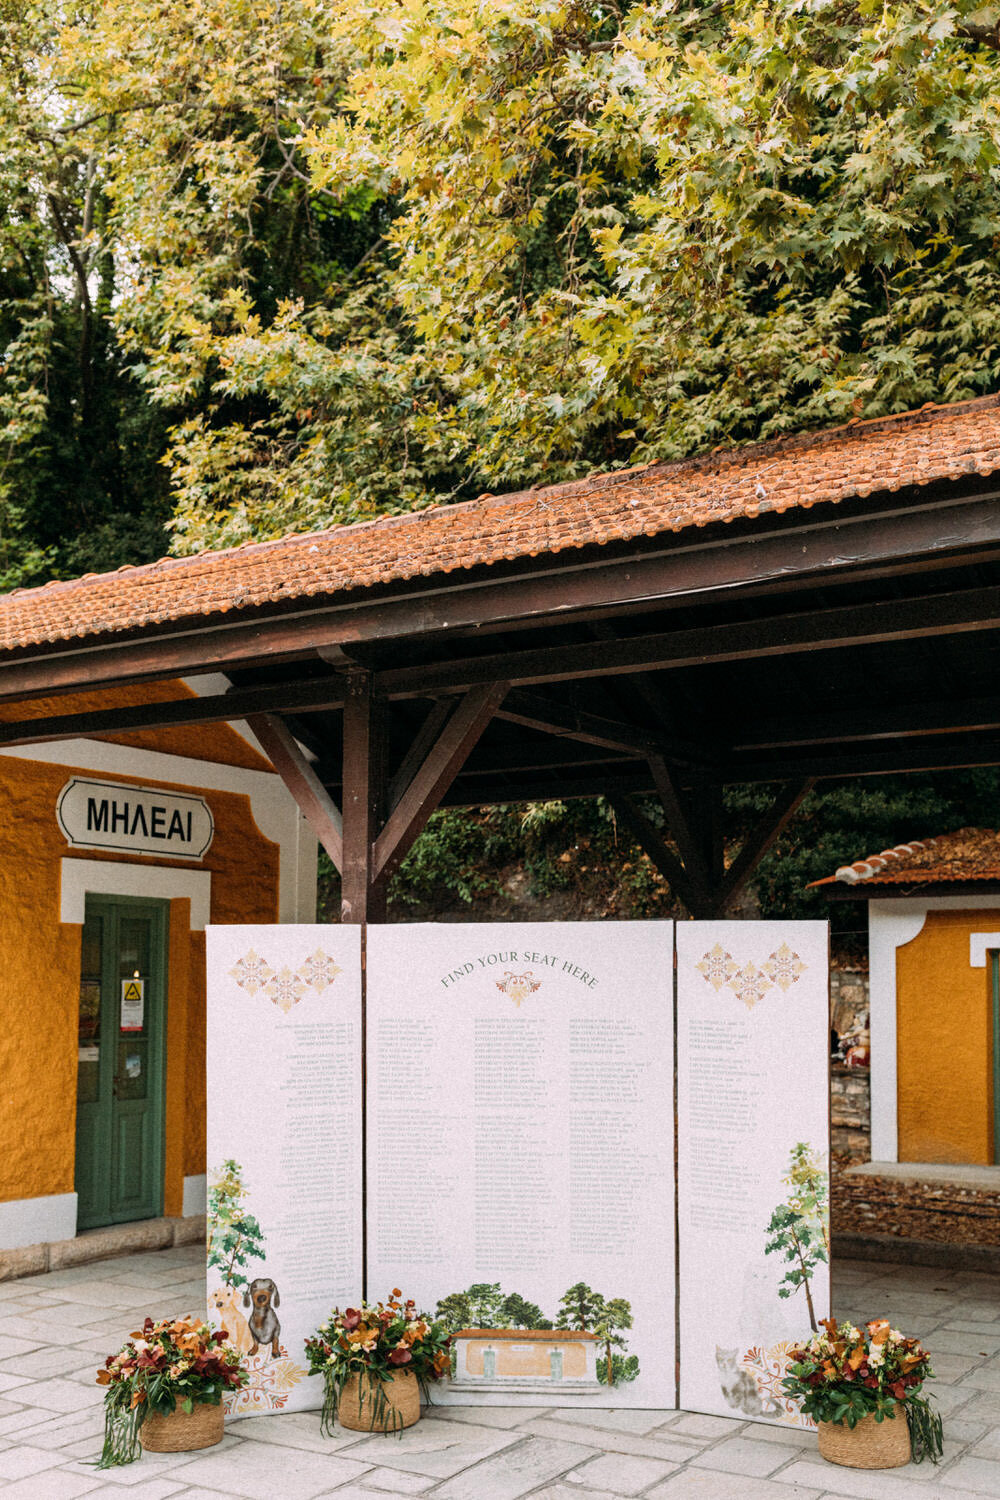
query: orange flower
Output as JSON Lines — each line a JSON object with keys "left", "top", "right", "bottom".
{"left": 95, "top": 1369, "right": 112, "bottom": 1386}
{"left": 866, "top": 1319, "right": 891, "bottom": 1345}
{"left": 129, "top": 1389, "right": 147, "bottom": 1410}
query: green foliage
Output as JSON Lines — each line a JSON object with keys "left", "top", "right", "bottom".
{"left": 4, "top": 0, "right": 997, "bottom": 559}
{"left": 764, "top": 1144, "right": 830, "bottom": 1333}
{"left": 556, "top": 1281, "right": 605, "bottom": 1332}
{"left": 598, "top": 1352, "right": 639, "bottom": 1386}
{"left": 207, "top": 1160, "right": 266, "bottom": 1293}
{"left": 434, "top": 1283, "right": 551, "bottom": 1331}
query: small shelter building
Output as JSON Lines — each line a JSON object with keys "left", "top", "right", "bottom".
{"left": 813, "top": 829, "right": 1000, "bottom": 1169}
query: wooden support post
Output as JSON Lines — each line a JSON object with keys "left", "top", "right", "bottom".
{"left": 373, "top": 682, "right": 510, "bottom": 885}
{"left": 607, "top": 794, "right": 708, "bottom": 917}
{"left": 247, "top": 712, "right": 343, "bottom": 872}
{"left": 647, "top": 755, "right": 712, "bottom": 906}
{"left": 341, "top": 671, "right": 388, "bottom": 924}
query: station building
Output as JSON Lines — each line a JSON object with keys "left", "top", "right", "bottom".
{"left": 0, "top": 679, "right": 314, "bottom": 1254}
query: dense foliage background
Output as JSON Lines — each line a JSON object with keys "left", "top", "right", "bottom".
{"left": 5, "top": 0, "right": 1000, "bottom": 933}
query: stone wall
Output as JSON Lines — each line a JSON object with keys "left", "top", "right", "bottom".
{"left": 830, "top": 967, "right": 870, "bottom": 1160}
{"left": 831, "top": 1065, "right": 870, "bottom": 1160}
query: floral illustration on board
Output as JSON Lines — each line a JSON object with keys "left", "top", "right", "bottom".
{"left": 695, "top": 942, "right": 807, "bottom": 1011}
{"left": 229, "top": 948, "right": 343, "bottom": 1013}
{"left": 496, "top": 970, "right": 542, "bottom": 1008}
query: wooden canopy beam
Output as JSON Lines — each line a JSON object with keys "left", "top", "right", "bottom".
{"left": 607, "top": 794, "right": 708, "bottom": 916}
{"left": 733, "top": 695, "right": 1000, "bottom": 752}
{"left": 376, "top": 585, "right": 1000, "bottom": 697}
{"left": 496, "top": 690, "right": 669, "bottom": 758}
{"left": 0, "top": 675, "right": 345, "bottom": 751}
{"left": 373, "top": 682, "right": 510, "bottom": 885}
{"left": 715, "top": 779, "right": 815, "bottom": 913}
{"left": 246, "top": 712, "right": 343, "bottom": 872}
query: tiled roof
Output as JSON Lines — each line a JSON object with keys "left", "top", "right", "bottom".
{"left": 3, "top": 392, "right": 1000, "bottom": 654}
{"left": 811, "top": 828, "right": 1000, "bottom": 889}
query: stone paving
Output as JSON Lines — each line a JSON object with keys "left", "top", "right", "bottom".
{"left": 0, "top": 1247, "right": 999, "bottom": 1498}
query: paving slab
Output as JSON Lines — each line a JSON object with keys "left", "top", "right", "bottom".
{"left": 4, "top": 1246, "right": 1000, "bottom": 1499}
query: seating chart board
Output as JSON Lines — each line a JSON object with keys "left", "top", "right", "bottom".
{"left": 677, "top": 920, "right": 830, "bottom": 1426}
{"left": 366, "top": 921, "right": 676, "bottom": 1408}
{"left": 206, "top": 925, "right": 362, "bottom": 1416}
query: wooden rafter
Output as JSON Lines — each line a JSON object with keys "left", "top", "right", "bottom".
{"left": 377, "top": 585, "right": 1000, "bottom": 697}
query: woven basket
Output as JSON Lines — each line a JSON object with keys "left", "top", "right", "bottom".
{"left": 139, "top": 1401, "right": 225, "bottom": 1453}
{"left": 818, "top": 1402, "right": 910, "bottom": 1469}
{"left": 337, "top": 1371, "right": 421, "bottom": 1432}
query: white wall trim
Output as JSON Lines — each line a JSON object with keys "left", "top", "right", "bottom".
{"left": 60, "top": 859, "right": 212, "bottom": 928}
{"left": 0, "top": 1192, "right": 77, "bottom": 1250}
{"left": 182, "top": 1173, "right": 207, "bottom": 1218}
{"left": 970, "top": 933, "right": 1000, "bottom": 968}
{"left": 1, "top": 736, "right": 316, "bottom": 923}
{"left": 869, "top": 894, "right": 1000, "bottom": 1162}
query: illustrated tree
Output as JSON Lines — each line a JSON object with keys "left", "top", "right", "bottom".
{"left": 764, "top": 1143, "right": 830, "bottom": 1332}
{"left": 556, "top": 1282, "right": 605, "bottom": 1332}
{"left": 500, "top": 1293, "right": 552, "bottom": 1331}
{"left": 207, "top": 1159, "right": 266, "bottom": 1293}
{"left": 593, "top": 1297, "right": 636, "bottom": 1387}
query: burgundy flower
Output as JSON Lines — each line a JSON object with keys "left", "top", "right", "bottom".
{"left": 388, "top": 1348, "right": 412, "bottom": 1366}
{"left": 342, "top": 1309, "right": 361, "bottom": 1332}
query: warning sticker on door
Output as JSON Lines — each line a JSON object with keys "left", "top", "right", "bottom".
{"left": 120, "top": 979, "right": 144, "bottom": 1032}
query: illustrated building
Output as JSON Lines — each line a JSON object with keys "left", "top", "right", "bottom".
{"left": 451, "top": 1328, "right": 602, "bottom": 1394}
{"left": 0, "top": 681, "right": 314, "bottom": 1255}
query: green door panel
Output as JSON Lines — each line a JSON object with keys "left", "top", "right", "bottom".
{"left": 75, "top": 896, "right": 168, "bottom": 1230}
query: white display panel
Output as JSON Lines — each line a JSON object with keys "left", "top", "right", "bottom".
{"left": 367, "top": 922, "right": 676, "bottom": 1408}
{"left": 677, "top": 920, "right": 830, "bottom": 1426}
{"left": 206, "top": 925, "right": 362, "bottom": 1415}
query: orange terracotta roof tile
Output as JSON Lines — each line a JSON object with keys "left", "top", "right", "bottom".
{"left": 810, "top": 828, "right": 1000, "bottom": 889}
{"left": 2, "top": 392, "right": 1000, "bottom": 653}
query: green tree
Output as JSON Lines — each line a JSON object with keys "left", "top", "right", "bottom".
{"left": 764, "top": 1143, "right": 829, "bottom": 1333}
{"left": 556, "top": 1281, "right": 605, "bottom": 1332}
{"left": 593, "top": 1296, "right": 635, "bottom": 1386}
{"left": 6, "top": 0, "right": 993, "bottom": 555}
{"left": 499, "top": 1293, "right": 552, "bottom": 1330}
{"left": 207, "top": 1159, "right": 266, "bottom": 1293}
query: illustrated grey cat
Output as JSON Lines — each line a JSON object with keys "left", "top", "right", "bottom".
{"left": 715, "top": 1346, "right": 779, "bottom": 1418}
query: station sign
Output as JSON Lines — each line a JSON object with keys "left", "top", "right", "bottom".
{"left": 57, "top": 776, "right": 214, "bottom": 861}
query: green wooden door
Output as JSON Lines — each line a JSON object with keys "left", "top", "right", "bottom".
{"left": 75, "top": 896, "right": 168, "bottom": 1230}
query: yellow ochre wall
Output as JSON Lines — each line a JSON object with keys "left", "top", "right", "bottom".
{"left": 896, "top": 908, "right": 1000, "bottom": 1165}
{"left": 0, "top": 693, "right": 282, "bottom": 1220}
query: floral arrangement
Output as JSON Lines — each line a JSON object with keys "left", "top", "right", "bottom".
{"left": 95, "top": 1315, "right": 247, "bottom": 1467}
{"left": 305, "top": 1289, "right": 452, "bottom": 1434}
{"left": 782, "top": 1317, "right": 943, "bottom": 1463}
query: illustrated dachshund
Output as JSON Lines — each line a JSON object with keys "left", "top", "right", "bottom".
{"left": 209, "top": 1284, "right": 254, "bottom": 1355}
{"left": 243, "top": 1277, "right": 281, "bottom": 1360}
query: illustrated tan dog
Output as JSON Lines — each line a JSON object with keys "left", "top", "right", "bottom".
{"left": 244, "top": 1277, "right": 281, "bottom": 1360}
{"left": 208, "top": 1285, "right": 254, "bottom": 1355}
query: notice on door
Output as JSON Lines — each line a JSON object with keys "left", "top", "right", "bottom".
{"left": 120, "top": 979, "right": 144, "bottom": 1032}
{"left": 366, "top": 921, "right": 676, "bottom": 1408}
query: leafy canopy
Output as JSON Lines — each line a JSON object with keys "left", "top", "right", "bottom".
{"left": 7, "top": 0, "right": 998, "bottom": 561}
